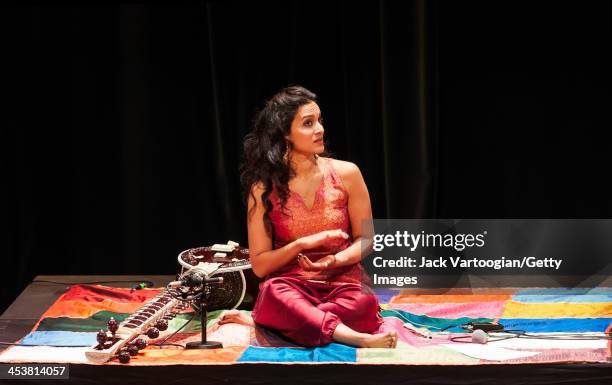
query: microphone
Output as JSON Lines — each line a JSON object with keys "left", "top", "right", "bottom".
{"left": 471, "top": 329, "right": 489, "bottom": 344}
{"left": 168, "top": 273, "right": 224, "bottom": 288}
{"left": 168, "top": 273, "right": 204, "bottom": 288}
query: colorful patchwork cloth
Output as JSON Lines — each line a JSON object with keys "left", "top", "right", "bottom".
{"left": 0, "top": 285, "right": 610, "bottom": 365}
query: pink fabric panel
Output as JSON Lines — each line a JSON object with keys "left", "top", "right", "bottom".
{"left": 388, "top": 301, "right": 506, "bottom": 319}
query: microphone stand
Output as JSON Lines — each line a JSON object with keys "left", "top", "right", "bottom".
{"left": 186, "top": 276, "right": 224, "bottom": 349}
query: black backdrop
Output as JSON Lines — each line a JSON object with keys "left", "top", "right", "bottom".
{"left": 4, "top": 1, "right": 610, "bottom": 313}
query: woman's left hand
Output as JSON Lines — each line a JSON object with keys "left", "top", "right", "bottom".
{"left": 298, "top": 254, "right": 336, "bottom": 272}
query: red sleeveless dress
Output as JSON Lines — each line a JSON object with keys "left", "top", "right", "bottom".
{"left": 251, "top": 158, "right": 382, "bottom": 346}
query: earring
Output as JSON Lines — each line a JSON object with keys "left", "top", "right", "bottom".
{"left": 283, "top": 141, "right": 291, "bottom": 163}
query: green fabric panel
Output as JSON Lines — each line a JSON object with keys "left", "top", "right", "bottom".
{"left": 381, "top": 309, "right": 493, "bottom": 332}
{"left": 35, "top": 310, "right": 233, "bottom": 333}
{"left": 36, "top": 311, "right": 131, "bottom": 332}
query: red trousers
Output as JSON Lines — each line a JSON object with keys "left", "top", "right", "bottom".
{"left": 251, "top": 276, "right": 383, "bottom": 347}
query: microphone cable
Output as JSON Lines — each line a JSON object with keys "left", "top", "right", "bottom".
{"left": 31, "top": 279, "right": 155, "bottom": 291}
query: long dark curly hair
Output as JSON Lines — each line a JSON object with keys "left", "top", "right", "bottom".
{"left": 240, "top": 85, "right": 319, "bottom": 235}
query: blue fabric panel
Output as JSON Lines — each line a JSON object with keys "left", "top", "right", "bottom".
{"left": 511, "top": 294, "right": 612, "bottom": 303}
{"left": 499, "top": 318, "right": 612, "bottom": 333}
{"left": 374, "top": 288, "right": 401, "bottom": 304}
{"left": 19, "top": 331, "right": 97, "bottom": 346}
{"left": 514, "top": 288, "right": 612, "bottom": 295}
{"left": 238, "top": 343, "right": 357, "bottom": 362}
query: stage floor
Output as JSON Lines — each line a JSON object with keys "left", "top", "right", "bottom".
{"left": 1, "top": 275, "right": 611, "bottom": 385}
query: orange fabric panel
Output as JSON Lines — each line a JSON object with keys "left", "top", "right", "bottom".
{"left": 40, "top": 299, "right": 143, "bottom": 319}
{"left": 37, "top": 284, "right": 161, "bottom": 324}
{"left": 60, "top": 285, "right": 162, "bottom": 303}
{"left": 110, "top": 346, "right": 247, "bottom": 365}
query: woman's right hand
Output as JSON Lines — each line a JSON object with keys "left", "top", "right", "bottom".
{"left": 298, "top": 229, "right": 350, "bottom": 251}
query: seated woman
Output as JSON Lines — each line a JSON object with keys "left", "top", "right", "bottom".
{"left": 219, "top": 85, "right": 397, "bottom": 348}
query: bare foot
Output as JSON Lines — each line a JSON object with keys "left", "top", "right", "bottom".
{"left": 217, "top": 309, "right": 255, "bottom": 327}
{"left": 360, "top": 331, "right": 398, "bottom": 348}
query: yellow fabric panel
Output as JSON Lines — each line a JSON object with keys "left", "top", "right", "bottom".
{"left": 501, "top": 301, "right": 612, "bottom": 318}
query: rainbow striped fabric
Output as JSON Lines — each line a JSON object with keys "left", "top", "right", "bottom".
{"left": 0, "top": 285, "right": 610, "bottom": 365}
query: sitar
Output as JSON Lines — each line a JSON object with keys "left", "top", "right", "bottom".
{"left": 84, "top": 241, "right": 251, "bottom": 363}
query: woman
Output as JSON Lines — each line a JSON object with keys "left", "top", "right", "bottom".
{"left": 221, "top": 85, "right": 397, "bottom": 348}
